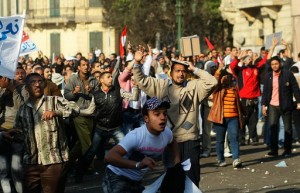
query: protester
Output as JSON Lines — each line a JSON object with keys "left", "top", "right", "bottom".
{"left": 14, "top": 73, "right": 80, "bottom": 193}
{"left": 102, "top": 97, "right": 181, "bottom": 193}
{"left": 208, "top": 65, "right": 244, "bottom": 168}
{"left": 262, "top": 56, "right": 300, "bottom": 157}
{"left": 133, "top": 50, "right": 217, "bottom": 186}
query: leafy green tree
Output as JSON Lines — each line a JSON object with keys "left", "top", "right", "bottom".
{"left": 101, "top": 0, "right": 232, "bottom": 51}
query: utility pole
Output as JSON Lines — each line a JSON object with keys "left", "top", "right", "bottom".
{"left": 176, "top": 0, "right": 183, "bottom": 52}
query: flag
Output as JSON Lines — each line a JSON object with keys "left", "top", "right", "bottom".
{"left": 0, "top": 14, "right": 25, "bottom": 79}
{"left": 19, "top": 31, "right": 38, "bottom": 56}
{"left": 204, "top": 37, "right": 215, "bottom": 50}
{"left": 119, "top": 26, "right": 127, "bottom": 58}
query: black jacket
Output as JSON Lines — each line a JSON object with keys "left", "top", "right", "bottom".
{"left": 93, "top": 86, "right": 122, "bottom": 130}
{"left": 262, "top": 69, "right": 300, "bottom": 112}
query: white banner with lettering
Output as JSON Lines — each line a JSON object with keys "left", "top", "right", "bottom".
{"left": 20, "top": 31, "right": 38, "bottom": 57}
{"left": 0, "top": 14, "right": 25, "bottom": 79}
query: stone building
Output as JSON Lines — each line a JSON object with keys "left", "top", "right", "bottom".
{"left": 0, "top": 0, "right": 116, "bottom": 59}
{"left": 220, "top": 0, "right": 300, "bottom": 61}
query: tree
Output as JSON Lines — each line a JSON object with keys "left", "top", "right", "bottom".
{"left": 101, "top": 0, "right": 232, "bottom": 52}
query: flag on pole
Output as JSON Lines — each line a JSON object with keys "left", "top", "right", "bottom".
{"left": 19, "top": 31, "right": 38, "bottom": 56}
{"left": 204, "top": 37, "right": 215, "bottom": 50}
{"left": 119, "top": 26, "right": 127, "bottom": 58}
{"left": 0, "top": 14, "right": 25, "bottom": 79}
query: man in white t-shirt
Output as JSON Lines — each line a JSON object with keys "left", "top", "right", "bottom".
{"left": 102, "top": 97, "right": 181, "bottom": 193}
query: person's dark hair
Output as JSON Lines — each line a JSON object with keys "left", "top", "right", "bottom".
{"left": 298, "top": 52, "right": 300, "bottom": 58}
{"left": 25, "top": 73, "right": 42, "bottom": 85}
{"left": 110, "top": 53, "right": 117, "bottom": 59}
{"left": 92, "top": 71, "right": 101, "bottom": 76}
{"left": 279, "top": 49, "right": 286, "bottom": 54}
{"left": 163, "top": 64, "right": 170, "bottom": 71}
{"left": 100, "top": 71, "right": 111, "bottom": 78}
{"left": 260, "top": 46, "right": 265, "bottom": 51}
{"left": 170, "top": 62, "right": 188, "bottom": 73}
{"left": 269, "top": 56, "right": 281, "bottom": 64}
{"left": 232, "top": 46, "right": 237, "bottom": 51}
{"left": 91, "top": 61, "right": 100, "bottom": 69}
{"left": 78, "top": 58, "right": 89, "bottom": 66}
{"left": 290, "top": 66, "right": 299, "bottom": 73}
{"left": 16, "top": 66, "right": 26, "bottom": 71}
{"left": 63, "top": 65, "right": 74, "bottom": 71}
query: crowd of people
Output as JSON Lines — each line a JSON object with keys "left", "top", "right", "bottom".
{"left": 0, "top": 37, "right": 300, "bottom": 193}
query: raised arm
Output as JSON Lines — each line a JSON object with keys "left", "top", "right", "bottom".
{"left": 132, "top": 51, "right": 169, "bottom": 98}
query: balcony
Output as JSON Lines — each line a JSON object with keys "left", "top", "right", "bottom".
{"left": 26, "top": 7, "right": 103, "bottom": 27}
{"left": 26, "top": 7, "right": 75, "bottom": 26}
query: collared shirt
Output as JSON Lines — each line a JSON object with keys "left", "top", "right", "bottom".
{"left": 14, "top": 96, "right": 80, "bottom": 165}
{"left": 270, "top": 72, "right": 280, "bottom": 106}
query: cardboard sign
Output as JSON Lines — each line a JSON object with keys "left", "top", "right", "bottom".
{"left": 265, "top": 32, "right": 282, "bottom": 50}
{"left": 180, "top": 35, "right": 200, "bottom": 57}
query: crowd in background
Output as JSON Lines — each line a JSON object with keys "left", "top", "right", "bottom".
{"left": 1, "top": 37, "right": 300, "bottom": 193}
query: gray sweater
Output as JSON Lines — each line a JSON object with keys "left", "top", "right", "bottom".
{"left": 133, "top": 65, "right": 217, "bottom": 142}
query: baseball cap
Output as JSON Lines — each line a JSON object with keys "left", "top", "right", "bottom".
{"left": 142, "top": 97, "right": 170, "bottom": 115}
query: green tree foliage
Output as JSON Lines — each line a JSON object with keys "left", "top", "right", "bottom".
{"left": 102, "top": 0, "right": 231, "bottom": 51}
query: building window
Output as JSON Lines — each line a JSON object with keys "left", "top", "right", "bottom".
{"left": 50, "top": 0, "right": 60, "bottom": 17}
{"left": 89, "top": 0, "right": 102, "bottom": 7}
{"left": 7, "top": 0, "right": 11, "bottom": 16}
{"left": 90, "top": 32, "right": 103, "bottom": 52}
{"left": 50, "top": 33, "right": 60, "bottom": 57}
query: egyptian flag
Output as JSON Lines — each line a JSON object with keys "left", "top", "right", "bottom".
{"left": 119, "top": 26, "right": 127, "bottom": 58}
{"left": 204, "top": 37, "right": 215, "bottom": 50}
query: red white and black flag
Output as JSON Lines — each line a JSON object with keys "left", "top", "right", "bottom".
{"left": 119, "top": 26, "right": 127, "bottom": 58}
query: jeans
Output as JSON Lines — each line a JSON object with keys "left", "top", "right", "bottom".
{"left": 0, "top": 143, "right": 23, "bottom": 193}
{"left": 268, "top": 105, "right": 293, "bottom": 152}
{"left": 214, "top": 117, "right": 240, "bottom": 162}
{"left": 278, "top": 117, "right": 285, "bottom": 146}
{"left": 102, "top": 168, "right": 144, "bottom": 193}
{"left": 82, "top": 127, "right": 124, "bottom": 171}
{"left": 122, "top": 110, "right": 144, "bottom": 135}
{"left": 258, "top": 84, "right": 264, "bottom": 120}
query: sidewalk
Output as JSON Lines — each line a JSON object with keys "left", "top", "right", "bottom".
{"left": 200, "top": 142, "right": 300, "bottom": 193}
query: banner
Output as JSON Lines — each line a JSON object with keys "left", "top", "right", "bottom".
{"left": 0, "top": 14, "right": 25, "bottom": 79}
{"left": 20, "top": 31, "right": 38, "bottom": 56}
{"left": 119, "top": 26, "right": 127, "bottom": 58}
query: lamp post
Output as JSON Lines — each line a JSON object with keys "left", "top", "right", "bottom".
{"left": 176, "top": 0, "right": 183, "bottom": 52}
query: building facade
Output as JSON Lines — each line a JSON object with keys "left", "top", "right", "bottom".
{"left": 220, "top": 0, "right": 300, "bottom": 61}
{"left": 0, "top": 0, "right": 116, "bottom": 59}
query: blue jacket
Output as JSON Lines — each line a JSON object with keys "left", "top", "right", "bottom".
{"left": 262, "top": 69, "right": 300, "bottom": 112}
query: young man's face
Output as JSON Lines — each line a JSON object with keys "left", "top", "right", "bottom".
{"left": 271, "top": 60, "right": 281, "bottom": 73}
{"left": 78, "top": 60, "right": 89, "bottom": 74}
{"left": 171, "top": 64, "right": 187, "bottom": 85}
{"left": 93, "top": 62, "right": 101, "bottom": 72}
{"left": 44, "top": 68, "right": 52, "bottom": 80}
{"left": 26, "top": 75, "right": 44, "bottom": 99}
{"left": 144, "top": 109, "right": 168, "bottom": 135}
{"left": 94, "top": 72, "right": 101, "bottom": 83}
{"left": 100, "top": 73, "right": 113, "bottom": 87}
{"left": 0, "top": 77, "right": 10, "bottom": 88}
{"left": 15, "top": 68, "right": 26, "bottom": 84}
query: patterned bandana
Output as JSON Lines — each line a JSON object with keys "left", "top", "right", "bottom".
{"left": 142, "top": 97, "right": 170, "bottom": 115}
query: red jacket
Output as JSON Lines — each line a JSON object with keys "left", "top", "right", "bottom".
{"left": 230, "top": 55, "right": 267, "bottom": 99}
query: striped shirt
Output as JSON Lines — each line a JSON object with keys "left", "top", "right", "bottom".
{"left": 14, "top": 96, "right": 80, "bottom": 165}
